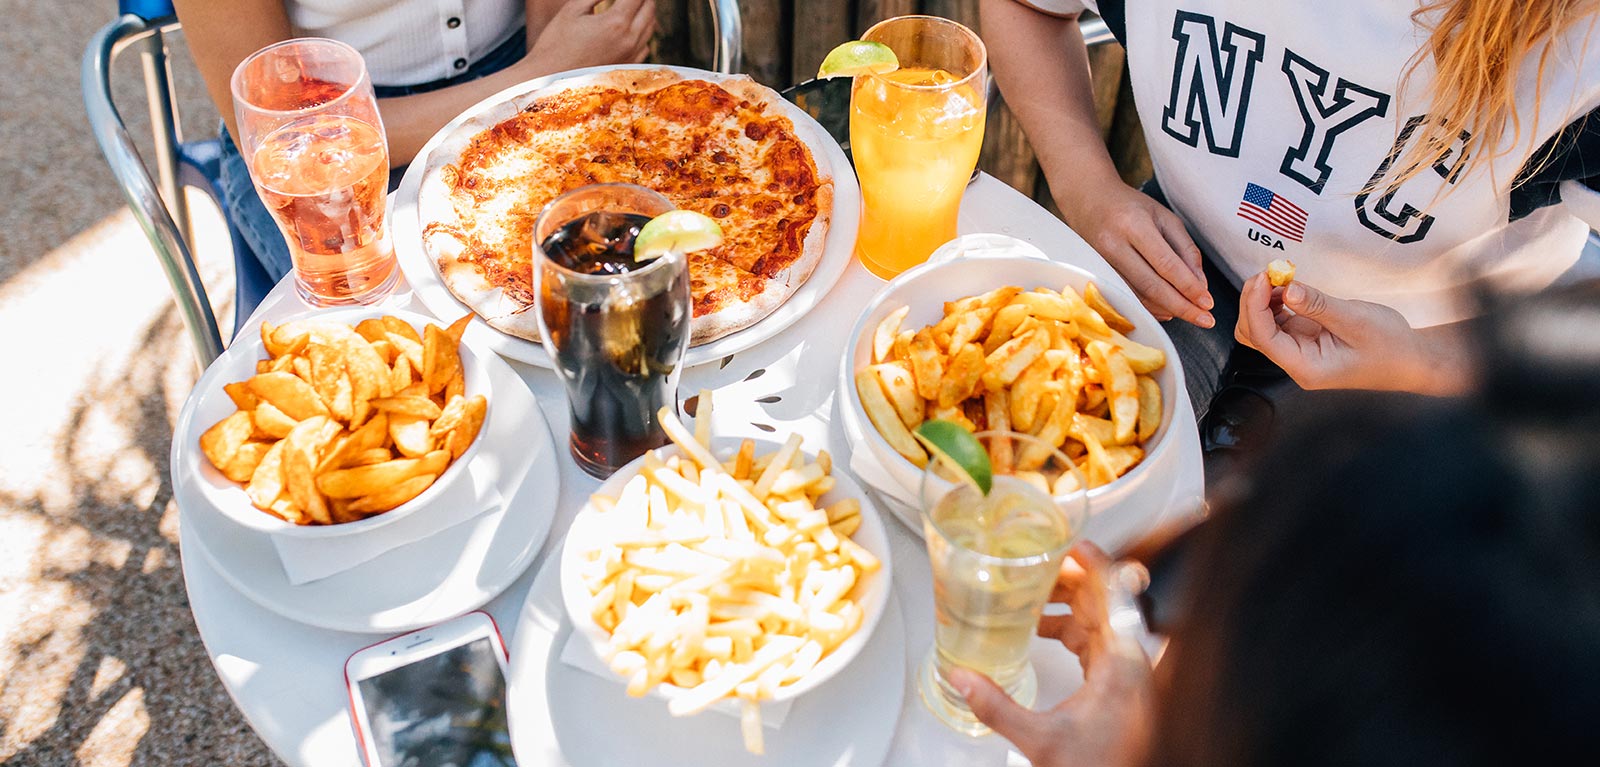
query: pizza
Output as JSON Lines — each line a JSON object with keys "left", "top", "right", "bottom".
{"left": 417, "top": 68, "right": 834, "bottom": 346}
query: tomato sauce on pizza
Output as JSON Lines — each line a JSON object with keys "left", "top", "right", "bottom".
{"left": 420, "top": 70, "right": 833, "bottom": 346}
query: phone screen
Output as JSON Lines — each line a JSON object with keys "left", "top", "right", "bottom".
{"left": 356, "top": 637, "right": 514, "bottom": 767}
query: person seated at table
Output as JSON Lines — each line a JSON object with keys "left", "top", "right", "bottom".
{"left": 980, "top": 0, "right": 1600, "bottom": 425}
{"left": 176, "top": 0, "right": 657, "bottom": 281}
{"left": 948, "top": 280, "right": 1600, "bottom": 766}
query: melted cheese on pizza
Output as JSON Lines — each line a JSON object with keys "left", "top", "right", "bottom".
{"left": 440, "top": 76, "right": 825, "bottom": 320}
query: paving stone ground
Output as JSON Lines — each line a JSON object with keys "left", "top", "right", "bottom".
{"left": 0, "top": 5, "right": 280, "bottom": 765}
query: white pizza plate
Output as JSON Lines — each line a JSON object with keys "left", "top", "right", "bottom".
{"left": 509, "top": 536, "right": 907, "bottom": 767}
{"left": 172, "top": 345, "right": 561, "bottom": 633}
{"left": 392, "top": 63, "right": 861, "bottom": 369}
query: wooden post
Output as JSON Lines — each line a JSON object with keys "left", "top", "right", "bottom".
{"left": 1109, "top": 68, "right": 1153, "bottom": 187}
{"left": 651, "top": 0, "right": 692, "bottom": 67}
{"left": 1086, "top": 43, "right": 1127, "bottom": 141}
{"left": 792, "top": 0, "right": 853, "bottom": 83}
{"left": 696, "top": 0, "right": 789, "bottom": 86}
{"left": 856, "top": 0, "right": 920, "bottom": 35}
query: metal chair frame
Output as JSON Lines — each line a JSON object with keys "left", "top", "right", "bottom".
{"left": 83, "top": 1, "right": 745, "bottom": 372}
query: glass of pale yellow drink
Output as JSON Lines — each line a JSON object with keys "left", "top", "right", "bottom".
{"left": 850, "top": 16, "right": 987, "bottom": 279}
{"left": 918, "top": 431, "right": 1088, "bottom": 736}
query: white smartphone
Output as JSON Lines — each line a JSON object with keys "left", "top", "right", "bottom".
{"left": 344, "top": 611, "right": 515, "bottom": 767}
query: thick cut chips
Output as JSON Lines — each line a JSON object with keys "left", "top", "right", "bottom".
{"left": 859, "top": 282, "right": 1166, "bottom": 489}
{"left": 199, "top": 313, "right": 485, "bottom": 525}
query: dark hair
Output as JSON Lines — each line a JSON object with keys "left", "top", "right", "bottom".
{"left": 1147, "top": 280, "right": 1600, "bottom": 767}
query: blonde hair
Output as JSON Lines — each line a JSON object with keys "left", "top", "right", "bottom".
{"left": 1381, "top": 0, "right": 1593, "bottom": 192}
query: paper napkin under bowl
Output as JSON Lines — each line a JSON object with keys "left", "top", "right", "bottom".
{"left": 270, "top": 460, "right": 503, "bottom": 585}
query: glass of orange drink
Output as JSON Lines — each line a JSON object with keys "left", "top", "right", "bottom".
{"left": 850, "top": 16, "right": 987, "bottom": 280}
{"left": 231, "top": 38, "right": 398, "bottom": 306}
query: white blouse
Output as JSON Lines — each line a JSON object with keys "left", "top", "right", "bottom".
{"left": 285, "top": 0, "right": 525, "bottom": 87}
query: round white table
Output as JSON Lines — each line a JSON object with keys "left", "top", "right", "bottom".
{"left": 176, "top": 174, "right": 1205, "bottom": 767}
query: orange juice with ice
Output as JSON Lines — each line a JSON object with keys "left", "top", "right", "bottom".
{"left": 851, "top": 66, "right": 985, "bottom": 279}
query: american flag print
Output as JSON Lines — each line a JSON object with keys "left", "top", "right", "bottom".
{"left": 1237, "top": 183, "right": 1307, "bottom": 242}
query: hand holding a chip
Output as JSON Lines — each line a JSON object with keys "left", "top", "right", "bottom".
{"left": 1234, "top": 273, "right": 1473, "bottom": 395}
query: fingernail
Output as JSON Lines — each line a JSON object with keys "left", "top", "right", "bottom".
{"left": 1286, "top": 284, "right": 1305, "bottom": 304}
{"left": 1199, "top": 313, "right": 1215, "bottom": 328}
{"left": 1199, "top": 292, "right": 1214, "bottom": 310}
{"left": 948, "top": 668, "right": 976, "bottom": 699}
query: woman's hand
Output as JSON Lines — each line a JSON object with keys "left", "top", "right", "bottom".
{"left": 523, "top": 0, "right": 656, "bottom": 74}
{"left": 949, "top": 545, "right": 1153, "bottom": 767}
{"left": 1059, "top": 183, "right": 1215, "bottom": 328}
{"left": 1234, "top": 274, "right": 1474, "bottom": 395}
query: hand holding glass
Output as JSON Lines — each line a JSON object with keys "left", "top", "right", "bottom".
{"left": 918, "top": 431, "right": 1089, "bottom": 736}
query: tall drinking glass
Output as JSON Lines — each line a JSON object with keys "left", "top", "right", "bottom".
{"left": 851, "top": 16, "right": 987, "bottom": 280}
{"left": 918, "top": 431, "right": 1089, "bottom": 736}
{"left": 231, "top": 38, "right": 397, "bottom": 305}
{"left": 533, "top": 184, "right": 689, "bottom": 478}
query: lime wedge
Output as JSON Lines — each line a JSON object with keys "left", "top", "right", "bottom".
{"left": 817, "top": 40, "right": 900, "bottom": 79}
{"left": 633, "top": 210, "right": 724, "bottom": 263}
{"left": 915, "top": 420, "right": 993, "bottom": 496}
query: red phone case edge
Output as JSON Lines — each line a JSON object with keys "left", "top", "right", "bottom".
{"left": 342, "top": 610, "right": 509, "bottom": 767}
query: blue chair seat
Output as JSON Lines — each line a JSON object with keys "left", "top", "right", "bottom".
{"left": 173, "top": 138, "right": 273, "bottom": 338}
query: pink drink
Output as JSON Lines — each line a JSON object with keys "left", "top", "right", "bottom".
{"left": 251, "top": 114, "right": 395, "bottom": 303}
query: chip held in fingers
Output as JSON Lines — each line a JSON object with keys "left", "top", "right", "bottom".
{"left": 1266, "top": 259, "right": 1297, "bottom": 287}
{"left": 197, "top": 313, "right": 486, "bottom": 525}
{"left": 858, "top": 281, "right": 1166, "bottom": 490}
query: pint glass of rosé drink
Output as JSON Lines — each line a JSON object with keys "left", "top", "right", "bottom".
{"left": 231, "top": 38, "right": 397, "bottom": 305}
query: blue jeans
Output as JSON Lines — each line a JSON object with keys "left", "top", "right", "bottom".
{"left": 218, "top": 29, "right": 528, "bottom": 282}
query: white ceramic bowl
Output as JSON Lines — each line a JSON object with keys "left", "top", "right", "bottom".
{"left": 175, "top": 307, "right": 490, "bottom": 539}
{"left": 840, "top": 248, "right": 1186, "bottom": 517}
{"left": 559, "top": 438, "right": 893, "bottom": 705}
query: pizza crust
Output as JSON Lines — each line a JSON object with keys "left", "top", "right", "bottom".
{"left": 414, "top": 67, "right": 834, "bottom": 348}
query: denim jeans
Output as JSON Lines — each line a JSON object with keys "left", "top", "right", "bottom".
{"left": 218, "top": 29, "right": 527, "bottom": 283}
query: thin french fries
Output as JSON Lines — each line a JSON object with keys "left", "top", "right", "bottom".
{"left": 579, "top": 408, "right": 880, "bottom": 755}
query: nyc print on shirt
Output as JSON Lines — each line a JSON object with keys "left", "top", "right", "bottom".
{"left": 1018, "top": 0, "right": 1600, "bottom": 325}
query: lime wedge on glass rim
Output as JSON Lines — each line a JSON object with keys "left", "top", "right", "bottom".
{"left": 632, "top": 210, "right": 724, "bottom": 263}
{"left": 915, "top": 420, "right": 993, "bottom": 496}
{"left": 817, "top": 40, "right": 900, "bottom": 79}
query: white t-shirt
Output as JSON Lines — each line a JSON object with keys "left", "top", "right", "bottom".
{"left": 286, "top": 0, "right": 524, "bottom": 87}
{"left": 1014, "top": 0, "right": 1600, "bottom": 326}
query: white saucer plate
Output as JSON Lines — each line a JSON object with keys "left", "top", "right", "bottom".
{"left": 174, "top": 349, "right": 561, "bottom": 634}
{"left": 508, "top": 536, "right": 907, "bottom": 767}
{"left": 392, "top": 63, "right": 861, "bottom": 369}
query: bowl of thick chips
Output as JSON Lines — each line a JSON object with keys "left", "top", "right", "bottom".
{"left": 559, "top": 404, "right": 891, "bottom": 754}
{"left": 842, "top": 238, "right": 1185, "bottom": 515}
{"left": 177, "top": 308, "right": 490, "bottom": 538}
